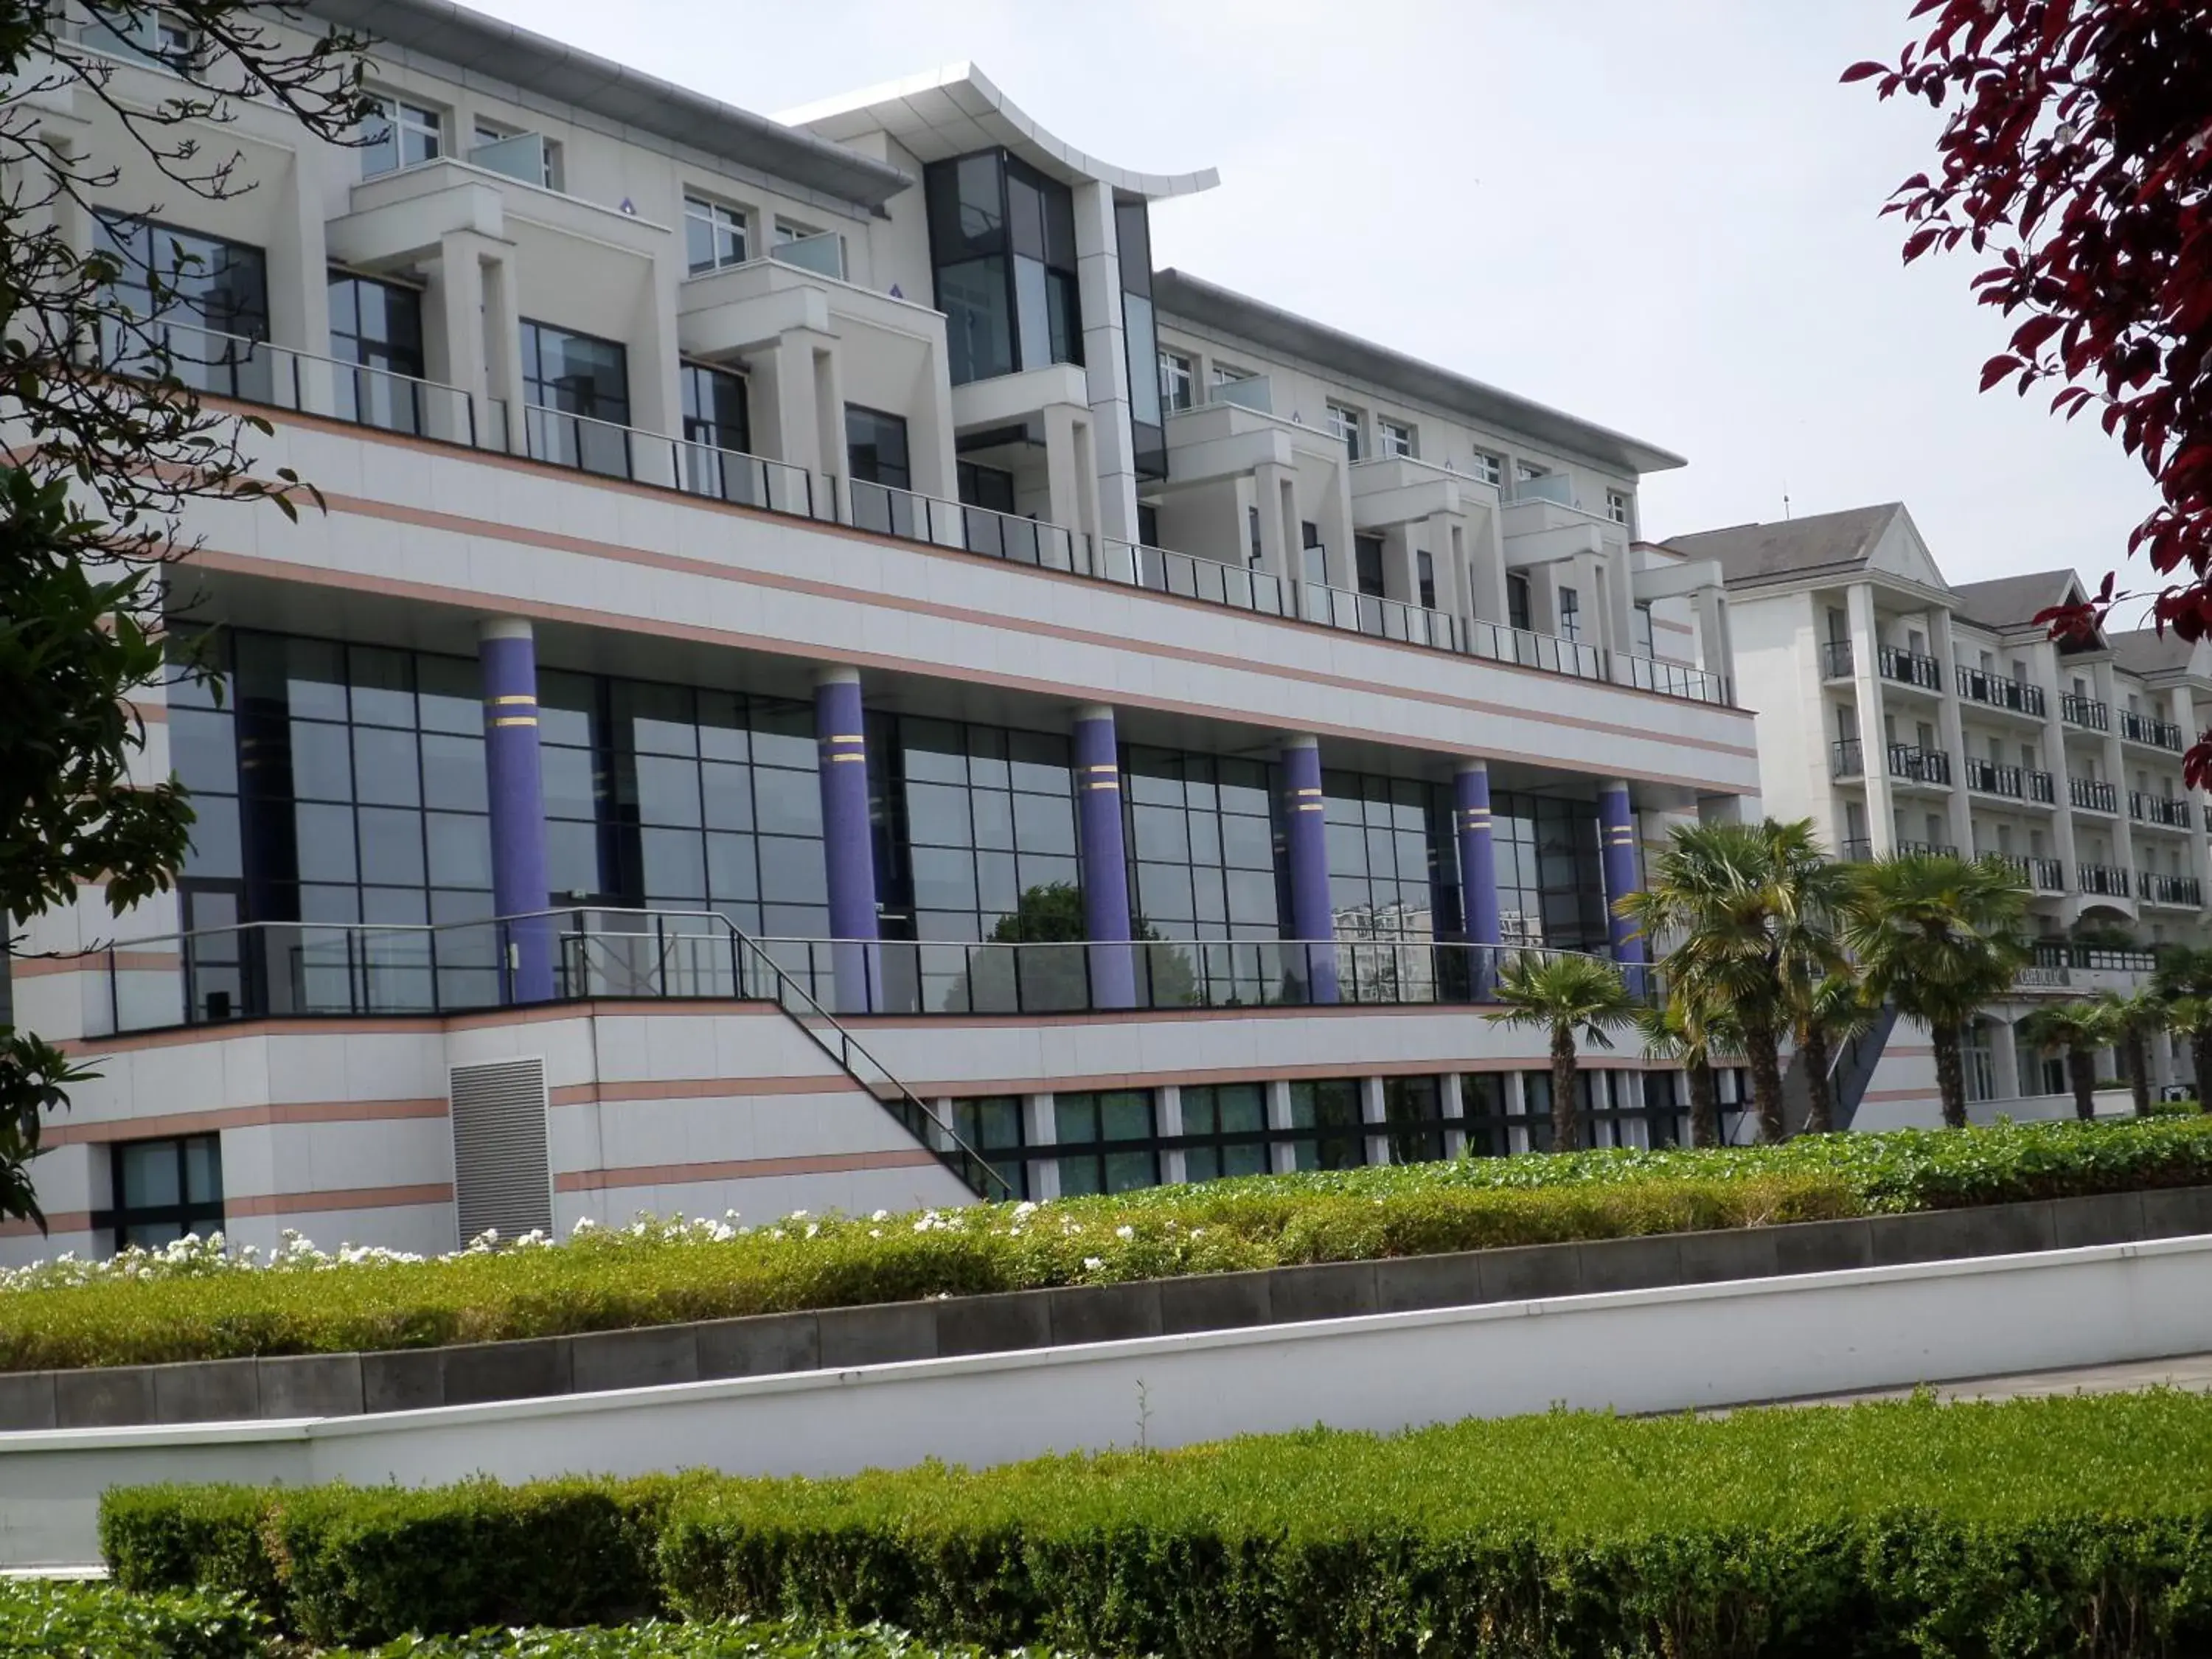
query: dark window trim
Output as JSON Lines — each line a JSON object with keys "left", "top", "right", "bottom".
{"left": 93, "top": 1134, "right": 225, "bottom": 1253}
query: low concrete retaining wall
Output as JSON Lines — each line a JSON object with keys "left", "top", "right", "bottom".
{"left": 5, "top": 1233, "right": 2212, "bottom": 1569}
{"left": 6, "top": 1185, "right": 2209, "bottom": 1433}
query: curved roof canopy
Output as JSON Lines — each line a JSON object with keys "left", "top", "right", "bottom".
{"left": 779, "top": 63, "right": 1217, "bottom": 201}
{"left": 303, "top": 0, "right": 911, "bottom": 212}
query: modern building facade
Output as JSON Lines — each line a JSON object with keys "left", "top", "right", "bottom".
{"left": 1673, "top": 502, "right": 2207, "bottom": 1120}
{"left": 2, "top": 4, "right": 1768, "bottom": 1262}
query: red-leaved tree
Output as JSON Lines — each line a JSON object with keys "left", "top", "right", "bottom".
{"left": 1845, "top": 3, "right": 2212, "bottom": 779}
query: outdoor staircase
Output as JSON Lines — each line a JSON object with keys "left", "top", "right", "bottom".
{"left": 1777, "top": 1003, "right": 1900, "bottom": 1135}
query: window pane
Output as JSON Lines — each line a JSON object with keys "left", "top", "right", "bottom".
{"left": 357, "top": 806, "right": 425, "bottom": 886}
{"left": 119, "top": 1141, "right": 180, "bottom": 1209}
{"left": 181, "top": 1135, "right": 223, "bottom": 1203}
{"left": 425, "top": 812, "right": 493, "bottom": 888}
{"left": 352, "top": 726, "right": 421, "bottom": 807}
{"left": 293, "top": 803, "right": 358, "bottom": 882}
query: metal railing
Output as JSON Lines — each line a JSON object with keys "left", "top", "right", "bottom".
{"left": 1840, "top": 836, "right": 1874, "bottom": 861}
{"left": 1832, "top": 738, "right": 1865, "bottom": 779}
{"left": 101, "top": 330, "right": 1739, "bottom": 709}
{"left": 91, "top": 914, "right": 1640, "bottom": 1032}
{"left": 1956, "top": 667, "right": 2045, "bottom": 717}
{"left": 2132, "top": 792, "right": 2193, "bottom": 829}
{"left": 2076, "top": 863, "right": 2132, "bottom": 898}
{"left": 1888, "top": 743, "right": 1950, "bottom": 785}
{"left": 1877, "top": 645, "right": 1942, "bottom": 691}
{"left": 747, "top": 936, "right": 1623, "bottom": 1017}
{"left": 2069, "top": 776, "right": 2119, "bottom": 813}
{"left": 2034, "top": 941, "right": 2158, "bottom": 973}
{"left": 2138, "top": 872, "right": 2205, "bottom": 907}
{"left": 2062, "top": 693, "right": 2111, "bottom": 731}
{"left": 1298, "top": 578, "right": 1465, "bottom": 652}
{"left": 2028, "top": 857, "right": 2067, "bottom": 892}
{"left": 1820, "top": 639, "right": 1854, "bottom": 679}
{"left": 2120, "top": 710, "right": 2185, "bottom": 751}
{"left": 844, "top": 477, "right": 1091, "bottom": 574}
{"left": 1964, "top": 759, "right": 2024, "bottom": 799}
{"left": 1893, "top": 840, "right": 1960, "bottom": 858}
{"left": 2028, "top": 770, "right": 2058, "bottom": 804}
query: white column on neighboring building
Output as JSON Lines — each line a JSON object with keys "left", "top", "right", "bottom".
{"left": 768, "top": 328, "right": 827, "bottom": 481}
{"left": 2030, "top": 640, "right": 2082, "bottom": 900}
{"left": 1930, "top": 609, "right": 1977, "bottom": 855}
{"left": 2176, "top": 685, "right": 2212, "bottom": 920}
{"left": 428, "top": 231, "right": 493, "bottom": 445}
{"left": 1072, "top": 181, "right": 1141, "bottom": 544}
{"left": 1990, "top": 1014, "right": 2023, "bottom": 1105}
{"left": 1042, "top": 401, "right": 1102, "bottom": 549}
{"left": 1266, "top": 1078, "right": 1297, "bottom": 1175}
{"left": 1023, "top": 1093, "right": 1060, "bottom": 1202}
{"left": 1439, "top": 1072, "right": 1467, "bottom": 1158}
{"left": 1846, "top": 582, "right": 1898, "bottom": 853}
{"left": 1156, "top": 1082, "right": 1186, "bottom": 1186}
{"left": 1361, "top": 1075, "right": 1388, "bottom": 1166}
{"left": 1253, "top": 460, "right": 1295, "bottom": 590}
{"left": 2094, "top": 656, "right": 2138, "bottom": 902}
{"left": 479, "top": 248, "right": 527, "bottom": 454}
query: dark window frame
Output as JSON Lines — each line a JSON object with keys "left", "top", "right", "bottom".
{"left": 95, "top": 1134, "right": 225, "bottom": 1253}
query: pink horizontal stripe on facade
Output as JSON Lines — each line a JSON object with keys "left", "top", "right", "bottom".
{"left": 0, "top": 1211, "right": 96, "bottom": 1239}
{"left": 226, "top": 1183, "right": 453, "bottom": 1217}
{"left": 549, "top": 1076, "right": 849, "bottom": 1108}
{"left": 556, "top": 1148, "right": 939, "bottom": 1193}
{"left": 46, "top": 1098, "right": 448, "bottom": 1145}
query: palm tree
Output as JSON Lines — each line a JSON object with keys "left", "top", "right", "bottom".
{"left": 2152, "top": 946, "right": 2212, "bottom": 1107}
{"left": 1841, "top": 853, "right": 2031, "bottom": 1129}
{"left": 1633, "top": 992, "right": 1740, "bottom": 1147}
{"left": 2101, "top": 987, "right": 2165, "bottom": 1116}
{"left": 1798, "top": 970, "right": 1879, "bottom": 1133}
{"left": 1486, "top": 952, "right": 1634, "bottom": 1151}
{"left": 2019, "top": 999, "right": 2121, "bottom": 1121}
{"left": 1617, "top": 818, "right": 1848, "bottom": 1144}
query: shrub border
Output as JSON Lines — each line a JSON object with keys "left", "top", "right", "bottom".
{"left": 7, "top": 1183, "right": 2209, "bottom": 1432}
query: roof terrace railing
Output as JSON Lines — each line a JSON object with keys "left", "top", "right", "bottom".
{"left": 133, "top": 328, "right": 1732, "bottom": 706}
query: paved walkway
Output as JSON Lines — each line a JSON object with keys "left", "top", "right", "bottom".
{"left": 1772, "top": 1352, "right": 2212, "bottom": 1408}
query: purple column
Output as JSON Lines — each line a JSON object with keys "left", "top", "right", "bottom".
{"left": 1598, "top": 778, "right": 1647, "bottom": 975}
{"left": 1280, "top": 735, "right": 1338, "bottom": 1004}
{"left": 814, "top": 668, "right": 879, "bottom": 1013}
{"left": 1074, "top": 706, "right": 1136, "bottom": 1009}
{"left": 1455, "top": 762, "right": 1500, "bottom": 997}
{"left": 479, "top": 619, "right": 553, "bottom": 1003}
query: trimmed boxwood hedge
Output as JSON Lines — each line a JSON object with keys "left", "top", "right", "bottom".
{"left": 106, "top": 1388, "right": 2212, "bottom": 1657}
{"left": 17, "top": 1116, "right": 2212, "bottom": 1373}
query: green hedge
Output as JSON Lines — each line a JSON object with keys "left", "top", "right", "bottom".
{"left": 332, "top": 1615, "right": 1060, "bottom": 1658}
{"left": 14, "top": 1116, "right": 2212, "bottom": 1373}
{"left": 107, "top": 1390, "right": 2212, "bottom": 1657}
{"left": 0, "top": 1579, "right": 267, "bottom": 1658}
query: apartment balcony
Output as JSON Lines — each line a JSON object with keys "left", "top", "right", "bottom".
{"left": 2020, "top": 940, "right": 2158, "bottom": 992}
{"left": 2076, "top": 863, "right": 2134, "bottom": 900}
{"left": 2026, "top": 770, "right": 2058, "bottom": 805}
{"left": 1894, "top": 839, "right": 1960, "bottom": 858}
{"left": 1840, "top": 836, "right": 1874, "bottom": 861}
{"left": 2120, "top": 710, "right": 2185, "bottom": 751}
{"left": 2068, "top": 776, "right": 2120, "bottom": 813}
{"left": 1887, "top": 742, "right": 1951, "bottom": 788}
{"left": 1820, "top": 639, "right": 1854, "bottom": 680}
{"left": 2062, "top": 693, "right": 2111, "bottom": 732}
{"left": 1955, "top": 667, "right": 2046, "bottom": 719}
{"left": 2132, "top": 792, "right": 2194, "bottom": 830}
{"left": 2138, "top": 872, "right": 2205, "bottom": 908}
{"left": 1964, "top": 759, "right": 2025, "bottom": 799}
{"left": 2028, "top": 857, "right": 2067, "bottom": 894}
{"left": 1877, "top": 645, "right": 1943, "bottom": 695}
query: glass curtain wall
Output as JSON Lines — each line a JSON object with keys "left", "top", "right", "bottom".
{"left": 925, "top": 150, "right": 1082, "bottom": 387}
{"left": 1124, "top": 747, "right": 1283, "bottom": 1004}
{"left": 94, "top": 212, "right": 270, "bottom": 398}
{"left": 1426, "top": 789, "right": 1608, "bottom": 955}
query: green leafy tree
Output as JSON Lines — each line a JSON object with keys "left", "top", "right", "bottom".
{"left": 1617, "top": 818, "right": 1847, "bottom": 1144}
{"left": 1632, "top": 992, "right": 1740, "bottom": 1148}
{"left": 1486, "top": 952, "right": 1633, "bottom": 1151}
{"left": 1842, "top": 854, "right": 2032, "bottom": 1130}
{"left": 2153, "top": 946, "right": 2212, "bottom": 1108}
{"left": 2101, "top": 987, "right": 2165, "bottom": 1117}
{"left": 2020, "top": 1000, "right": 2121, "bottom": 1122}
{"left": 1798, "top": 970, "right": 1880, "bottom": 1135}
{"left": 0, "top": 3, "right": 372, "bottom": 1228}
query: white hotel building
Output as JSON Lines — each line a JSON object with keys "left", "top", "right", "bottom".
{"left": 1674, "top": 502, "right": 2209, "bottom": 1117}
{"left": 10, "top": 1, "right": 1778, "bottom": 1260}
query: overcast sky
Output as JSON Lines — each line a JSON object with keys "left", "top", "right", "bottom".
{"left": 465, "top": 0, "right": 2162, "bottom": 616}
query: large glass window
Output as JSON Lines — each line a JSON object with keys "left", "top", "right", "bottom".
{"left": 520, "top": 319, "right": 630, "bottom": 474}
{"left": 1382, "top": 1075, "right": 1448, "bottom": 1164}
{"left": 684, "top": 195, "right": 748, "bottom": 275}
{"left": 1054, "top": 1089, "right": 1159, "bottom": 1195}
{"left": 538, "top": 674, "right": 826, "bottom": 937}
{"left": 94, "top": 212, "right": 269, "bottom": 398}
{"left": 880, "top": 717, "right": 1077, "bottom": 944}
{"left": 1160, "top": 350, "right": 1194, "bottom": 414}
{"left": 361, "top": 94, "right": 442, "bottom": 178}
{"left": 1124, "top": 747, "right": 1281, "bottom": 947}
{"left": 681, "top": 363, "right": 751, "bottom": 455}
{"left": 1287, "top": 1078, "right": 1367, "bottom": 1170}
{"left": 102, "top": 1135, "right": 223, "bottom": 1251}
{"left": 925, "top": 150, "right": 1082, "bottom": 388}
{"left": 1178, "top": 1082, "right": 1270, "bottom": 1183}
{"left": 1488, "top": 793, "right": 1608, "bottom": 952}
{"left": 950, "top": 1095, "right": 1027, "bottom": 1200}
{"left": 846, "top": 406, "right": 911, "bottom": 490}
{"left": 327, "top": 270, "right": 425, "bottom": 433}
